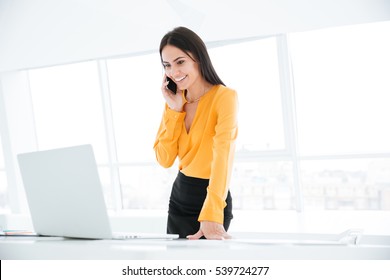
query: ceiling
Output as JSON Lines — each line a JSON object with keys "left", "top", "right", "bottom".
{"left": 0, "top": 0, "right": 389, "bottom": 72}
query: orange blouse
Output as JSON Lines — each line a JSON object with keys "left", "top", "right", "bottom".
{"left": 153, "top": 85, "right": 238, "bottom": 224}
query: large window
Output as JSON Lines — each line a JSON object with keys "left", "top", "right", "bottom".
{"left": 290, "top": 21, "right": 390, "bottom": 210}
{"left": 18, "top": 20, "right": 390, "bottom": 213}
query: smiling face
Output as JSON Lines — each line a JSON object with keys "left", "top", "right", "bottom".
{"left": 161, "top": 45, "right": 203, "bottom": 92}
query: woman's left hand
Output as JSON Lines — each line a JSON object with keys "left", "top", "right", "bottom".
{"left": 187, "top": 221, "right": 231, "bottom": 240}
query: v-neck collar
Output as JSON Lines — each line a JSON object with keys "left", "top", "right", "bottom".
{"left": 182, "top": 85, "right": 217, "bottom": 135}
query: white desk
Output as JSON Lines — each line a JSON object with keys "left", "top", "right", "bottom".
{"left": 1, "top": 232, "right": 390, "bottom": 260}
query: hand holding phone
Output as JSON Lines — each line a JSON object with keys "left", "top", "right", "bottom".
{"left": 162, "top": 75, "right": 183, "bottom": 112}
{"left": 166, "top": 77, "right": 177, "bottom": 94}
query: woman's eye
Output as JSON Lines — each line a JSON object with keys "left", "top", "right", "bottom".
{"left": 177, "top": 60, "right": 185, "bottom": 65}
{"left": 163, "top": 64, "right": 171, "bottom": 69}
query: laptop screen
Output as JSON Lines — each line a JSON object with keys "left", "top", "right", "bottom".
{"left": 17, "top": 145, "right": 113, "bottom": 239}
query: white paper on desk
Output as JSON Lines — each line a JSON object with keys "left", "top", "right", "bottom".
{"left": 227, "top": 229, "right": 363, "bottom": 246}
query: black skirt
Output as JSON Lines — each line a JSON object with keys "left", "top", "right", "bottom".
{"left": 167, "top": 171, "right": 233, "bottom": 238}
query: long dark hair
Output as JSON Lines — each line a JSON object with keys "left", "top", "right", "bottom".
{"left": 159, "top": 26, "right": 225, "bottom": 86}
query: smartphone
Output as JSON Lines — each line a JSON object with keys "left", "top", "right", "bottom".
{"left": 166, "top": 77, "right": 177, "bottom": 94}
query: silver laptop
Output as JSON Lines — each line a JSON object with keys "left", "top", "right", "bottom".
{"left": 17, "top": 144, "right": 178, "bottom": 240}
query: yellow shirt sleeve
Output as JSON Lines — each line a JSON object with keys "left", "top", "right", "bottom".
{"left": 198, "top": 89, "right": 238, "bottom": 224}
{"left": 153, "top": 85, "right": 238, "bottom": 224}
{"left": 153, "top": 104, "right": 186, "bottom": 168}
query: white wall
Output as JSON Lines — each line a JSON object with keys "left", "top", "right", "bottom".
{"left": 0, "top": 0, "right": 389, "bottom": 72}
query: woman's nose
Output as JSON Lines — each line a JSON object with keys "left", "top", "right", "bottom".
{"left": 166, "top": 65, "right": 178, "bottom": 77}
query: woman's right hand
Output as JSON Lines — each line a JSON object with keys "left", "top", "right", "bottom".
{"left": 161, "top": 74, "right": 184, "bottom": 112}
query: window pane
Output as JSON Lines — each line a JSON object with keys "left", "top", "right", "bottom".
{"left": 290, "top": 21, "right": 390, "bottom": 155}
{"left": 107, "top": 53, "right": 163, "bottom": 163}
{"left": 230, "top": 161, "right": 295, "bottom": 210}
{"left": 28, "top": 61, "right": 108, "bottom": 163}
{"left": 301, "top": 158, "right": 390, "bottom": 210}
{"left": 209, "top": 38, "right": 285, "bottom": 152}
{"left": 119, "top": 165, "right": 176, "bottom": 210}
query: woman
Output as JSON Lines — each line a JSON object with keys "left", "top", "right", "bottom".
{"left": 153, "top": 26, "right": 238, "bottom": 240}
